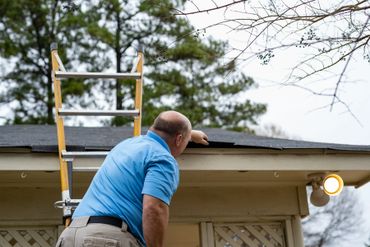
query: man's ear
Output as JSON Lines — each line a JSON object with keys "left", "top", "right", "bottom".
{"left": 175, "top": 134, "right": 183, "bottom": 146}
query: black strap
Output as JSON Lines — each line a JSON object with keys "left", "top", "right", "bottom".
{"left": 88, "top": 216, "right": 122, "bottom": 228}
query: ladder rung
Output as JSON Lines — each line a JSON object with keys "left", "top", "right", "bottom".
{"left": 62, "top": 151, "right": 109, "bottom": 158}
{"left": 55, "top": 71, "right": 141, "bottom": 79}
{"left": 73, "top": 167, "right": 100, "bottom": 172}
{"left": 58, "top": 109, "right": 139, "bottom": 116}
{"left": 54, "top": 199, "right": 81, "bottom": 209}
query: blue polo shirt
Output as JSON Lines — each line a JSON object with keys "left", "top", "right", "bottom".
{"left": 73, "top": 131, "right": 180, "bottom": 246}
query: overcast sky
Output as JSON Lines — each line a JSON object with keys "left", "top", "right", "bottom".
{"left": 183, "top": 1, "right": 370, "bottom": 245}
{"left": 183, "top": 4, "right": 370, "bottom": 144}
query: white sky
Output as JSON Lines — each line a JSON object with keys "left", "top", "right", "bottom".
{"left": 183, "top": 3, "right": 370, "bottom": 145}
{"left": 183, "top": 1, "right": 370, "bottom": 245}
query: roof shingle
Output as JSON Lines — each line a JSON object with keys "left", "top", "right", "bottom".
{"left": 1, "top": 125, "right": 370, "bottom": 152}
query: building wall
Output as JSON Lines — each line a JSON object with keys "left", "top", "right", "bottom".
{"left": 0, "top": 149, "right": 316, "bottom": 246}
{"left": 0, "top": 171, "right": 307, "bottom": 246}
{"left": 0, "top": 177, "right": 308, "bottom": 223}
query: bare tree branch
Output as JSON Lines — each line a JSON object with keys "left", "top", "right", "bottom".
{"left": 174, "top": 0, "right": 370, "bottom": 116}
{"left": 330, "top": 16, "right": 370, "bottom": 110}
{"left": 173, "top": 0, "right": 247, "bottom": 16}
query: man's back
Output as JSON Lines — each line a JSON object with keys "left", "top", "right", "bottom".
{"left": 73, "top": 131, "right": 179, "bottom": 245}
{"left": 55, "top": 111, "right": 208, "bottom": 247}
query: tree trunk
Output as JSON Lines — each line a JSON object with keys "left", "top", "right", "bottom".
{"left": 47, "top": 63, "right": 54, "bottom": 124}
{"left": 115, "top": 11, "right": 122, "bottom": 110}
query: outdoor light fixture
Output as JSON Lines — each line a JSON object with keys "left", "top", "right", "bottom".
{"left": 310, "top": 181, "right": 330, "bottom": 207}
{"left": 323, "top": 173, "right": 344, "bottom": 196}
{"left": 307, "top": 173, "right": 344, "bottom": 207}
{"left": 309, "top": 173, "right": 330, "bottom": 207}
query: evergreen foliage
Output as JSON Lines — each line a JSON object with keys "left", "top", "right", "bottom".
{"left": 0, "top": 0, "right": 101, "bottom": 124}
{"left": 0, "top": 0, "right": 266, "bottom": 130}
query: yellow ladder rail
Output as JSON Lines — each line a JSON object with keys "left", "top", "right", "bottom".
{"left": 134, "top": 46, "right": 144, "bottom": 136}
{"left": 50, "top": 43, "right": 72, "bottom": 226}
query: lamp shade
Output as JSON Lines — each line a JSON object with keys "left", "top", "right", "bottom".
{"left": 310, "top": 184, "right": 330, "bottom": 207}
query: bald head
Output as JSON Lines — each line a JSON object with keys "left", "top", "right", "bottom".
{"left": 151, "top": 111, "right": 192, "bottom": 138}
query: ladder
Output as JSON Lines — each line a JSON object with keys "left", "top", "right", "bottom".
{"left": 50, "top": 43, "right": 144, "bottom": 226}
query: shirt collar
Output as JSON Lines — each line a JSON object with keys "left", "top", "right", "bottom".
{"left": 146, "top": 130, "right": 171, "bottom": 152}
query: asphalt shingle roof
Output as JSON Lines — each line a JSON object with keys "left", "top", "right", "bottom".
{"left": 1, "top": 125, "right": 370, "bottom": 152}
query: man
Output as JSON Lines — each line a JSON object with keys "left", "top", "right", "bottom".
{"left": 56, "top": 111, "right": 208, "bottom": 247}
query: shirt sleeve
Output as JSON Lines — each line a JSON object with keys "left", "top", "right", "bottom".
{"left": 142, "top": 157, "right": 179, "bottom": 205}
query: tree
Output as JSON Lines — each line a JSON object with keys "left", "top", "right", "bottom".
{"left": 302, "top": 188, "right": 363, "bottom": 247}
{"left": 64, "top": 0, "right": 267, "bottom": 129}
{"left": 0, "top": 0, "right": 99, "bottom": 124}
{"left": 253, "top": 123, "right": 301, "bottom": 139}
{"left": 173, "top": 0, "right": 370, "bottom": 111}
{"left": 0, "top": 0, "right": 266, "bottom": 129}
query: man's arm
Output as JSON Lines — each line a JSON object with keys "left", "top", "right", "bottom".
{"left": 143, "top": 194, "right": 169, "bottom": 247}
{"left": 191, "top": 130, "right": 209, "bottom": 145}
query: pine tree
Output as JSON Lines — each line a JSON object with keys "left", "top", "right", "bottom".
{"left": 82, "top": 0, "right": 266, "bottom": 129}
{"left": 0, "top": 0, "right": 100, "bottom": 124}
{"left": 0, "top": 0, "right": 266, "bottom": 130}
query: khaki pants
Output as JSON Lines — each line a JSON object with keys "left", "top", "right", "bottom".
{"left": 56, "top": 216, "right": 142, "bottom": 247}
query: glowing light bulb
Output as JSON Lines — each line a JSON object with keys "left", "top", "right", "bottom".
{"left": 323, "top": 174, "right": 343, "bottom": 196}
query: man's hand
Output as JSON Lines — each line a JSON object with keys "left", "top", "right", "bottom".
{"left": 143, "top": 195, "right": 169, "bottom": 247}
{"left": 191, "top": 130, "right": 209, "bottom": 145}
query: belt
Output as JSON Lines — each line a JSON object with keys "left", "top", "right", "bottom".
{"left": 88, "top": 216, "right": 123, "bottom": 228}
